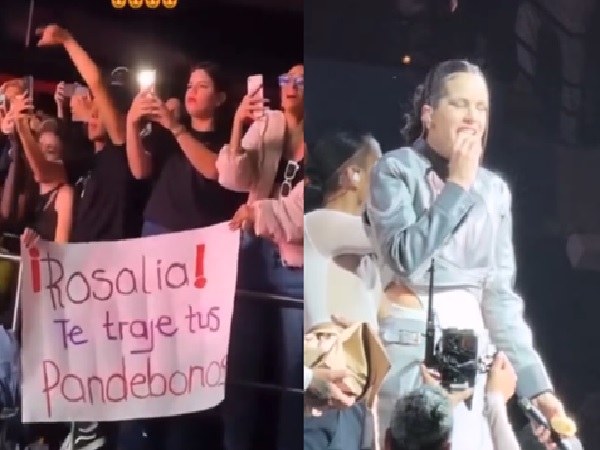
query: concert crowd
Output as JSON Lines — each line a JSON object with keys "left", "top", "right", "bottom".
{"left": 0, "top": 22, "right": 304, "bottom": 450}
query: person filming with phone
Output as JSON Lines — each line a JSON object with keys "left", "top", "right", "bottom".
{"left": 121, "top": 61, "right": 246, "bottom": 450}
{"left": 216, "top": 65, "right": 304, "bottom": 450}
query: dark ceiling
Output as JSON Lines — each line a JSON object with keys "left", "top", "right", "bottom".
{"left": 0, "top": 0, "right": 303, "bottom": 84}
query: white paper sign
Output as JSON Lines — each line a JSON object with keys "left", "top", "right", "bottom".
{"left": 21, "top": 223, "right": 240, "bottom": 422}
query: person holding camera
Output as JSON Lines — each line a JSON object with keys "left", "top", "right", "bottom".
{"left": 384, "top": 352, "right": 520, "bottom": 450}
{"left": 365, "top": 59, "right": 567, "bottom": 450}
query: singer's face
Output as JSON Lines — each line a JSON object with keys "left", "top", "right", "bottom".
{"left": 427, "top": 72, "right": 489, "bottom": 158}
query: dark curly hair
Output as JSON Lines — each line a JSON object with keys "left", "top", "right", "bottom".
{"left": 401, "top": 60, "right": 486, "bottom": 145}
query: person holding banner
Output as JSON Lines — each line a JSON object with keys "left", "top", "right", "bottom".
{"left": 217, "top": 65, "right": 304, "bottom": 450}
{"left": 18, "top": 23, "right": 152, "bottom": 450}
{"left": 122, "top": 62, "right": 246, "bottom": 450}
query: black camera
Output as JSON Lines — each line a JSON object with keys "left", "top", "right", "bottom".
{"left": 434, "top": 329, "right": 479, "bottom": 391}
{"left": 424, "top": 260, "right": 491, "bottom": 409}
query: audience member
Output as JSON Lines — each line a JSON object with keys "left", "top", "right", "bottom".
{"left": 218, "top": 65, "right": 304, "bottom": 450}
{"left": 0, "top": 10, "right": 302, "bottom": 450}
{"left": 121, "top": 61, "right": 247, "bottom": 450}
{"left": 384, "top": 352, "right": 520, "bottom": 450}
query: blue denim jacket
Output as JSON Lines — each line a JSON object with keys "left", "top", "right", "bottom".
{"left": 365, "top": 139, "right": 552, "bottom": 399}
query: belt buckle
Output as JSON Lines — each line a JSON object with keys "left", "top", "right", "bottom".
{"left": 382, "top": 329, "right": 422, "bottom": 346}
{"left": 398, "top": 330, "right": 422, "bottom": 345}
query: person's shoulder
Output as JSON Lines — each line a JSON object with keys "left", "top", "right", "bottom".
{"left": 56, "top": 183, "right": 74, "bottom": 205}
{"left": 305, "top": 208, "right": 366, "bottom": 253}
{"left": 265, "top": 109, "right": 284, "bottom": 121}
{"left": 305, "top": 208, "right": 361, "bottom": 231}
{"left": 373, "top": 145, "right": 426, "bottom": 177}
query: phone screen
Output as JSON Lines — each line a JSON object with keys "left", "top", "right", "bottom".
{"left": 247, "top": 74, "right": 264, "bottom": 120}
{"left": 62, "top": 83, "right": 76, "bottom": 97}
{"left": 74, "top": 86, "right": 90, "bottom": 97}
{"left": 137, "top": 70, "right": 157, "bottom": 94}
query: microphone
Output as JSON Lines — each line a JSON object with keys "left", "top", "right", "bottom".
{"left": 518, "top": 398, "right": 574, "bottom": 450}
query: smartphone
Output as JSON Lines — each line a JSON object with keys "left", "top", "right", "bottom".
{"left": 0, "top": 95, "right": 5, "bottom": 110}
{"left": 63, "top": 83, "right": 77, "bottom": 97}
{"left": 137, "top": 69, "right": 157, "bottom": 94}
{"left": 74, "top": 86, "right": 90, "bottom": 97}
{"left": 247, "top": 74, "right": 264, "bottom": 120}
{"left": 23, "top": 75, "right": 34, "bottom": 98}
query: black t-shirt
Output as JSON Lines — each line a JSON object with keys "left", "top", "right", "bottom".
{"left": 144, "top": 128, "right": 247, "bottom": 232}
{"left": 68, "top": 143, "right": 149, "bottom": 242}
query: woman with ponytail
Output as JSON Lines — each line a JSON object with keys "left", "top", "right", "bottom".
{"left": 303, "top": 130, "right": 383, "bottom": 450}
{"left": 366, "top": 60, "right": 564, "bottom": 450}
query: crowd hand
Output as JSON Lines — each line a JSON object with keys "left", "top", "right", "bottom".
{"left": 9, "top": 93, "right": 34, "bottom": 121}
{"left": 229, "top": 203, "right": 255, "bottom": 231}
{"left": 306, "top": 367, "right": 356, "bottom": 413}
{"left": 234, "top": 89, "right": 269, "bottom": 124}
{"left": 447, "top": 130, "right": 482, "bottom": 191}
{"left": 531, "top": 392, "right": 567, "bottom": 450}
{"left": 419, "top": 364, "right": 474, "bottom": 407}
{"left": 485, "top": 351, "right": 517, "bottom": 402}
{"left": 147, "top": 97, "right": 178, "bottom": 131}
{"left": 35, "top": 24, "right": 72, "bottom": 47}
{"left": 1, "top": 109, "right": 15, "bottom": 135}
{"left": 21, "top": 228, "right": 40, "bottom": 249}
{"left": 70, "top": 93, "right": 93, "bottom": 122}
{"left": 54, "top": 81, "right": 65, "bottom": 107}
{"left": 127, "top": 90, "right": 159, "bottom": 126}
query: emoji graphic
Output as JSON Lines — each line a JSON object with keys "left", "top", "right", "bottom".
{"left": 128, "top": 0, "right": 144, "bottom": 8}
{"left": 145, "top": 0, "right": 160, "bottom": 7}
{"left": 112, "top": 0, "right": 127, "bottom": 8}
{"left": 162, "top": 0, "right": 177, "bottom": 8}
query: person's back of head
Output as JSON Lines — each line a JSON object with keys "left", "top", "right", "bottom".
{"left": 385, "top": 385, "right": 452, "bottom": 450}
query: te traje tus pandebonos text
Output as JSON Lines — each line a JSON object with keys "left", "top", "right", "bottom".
{"left": 33, "top": 249, "right": 219, "bottom": 353}
{"left": 28, "top": 250, "right": 229, "bottom": 417}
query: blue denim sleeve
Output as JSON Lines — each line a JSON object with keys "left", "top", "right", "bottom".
{"left": 481, "top": 181, "right": 552, "bottom": 399}
{"left": 366, "top": 150, "right": 475, "bottom": 281}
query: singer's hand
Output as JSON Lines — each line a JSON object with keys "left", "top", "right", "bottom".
{"left": 531, "top": 392, "right": 565, "bottom": 449}
{"left": 447, "top": 131, "right": 482, "bottom": 190}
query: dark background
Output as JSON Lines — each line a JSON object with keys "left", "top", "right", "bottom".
{"left": 0, "top": 0, "right": 302, "bottom": 109}
{"left": 306, "top": 0, "right": 600, "bottom": 448}
{"left": 0, "top": 1, "right": 302, "bottom": 449}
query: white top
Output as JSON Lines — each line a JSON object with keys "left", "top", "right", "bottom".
{"left": 304, "top": 209, "right": 380, "bottom": 330}
{"left": 304, "top": 209, "right": 381, "bottom": 389}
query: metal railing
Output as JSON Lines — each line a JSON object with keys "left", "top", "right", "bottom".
{"left": 226, "top": 289, "right": 304, "bottom": 395}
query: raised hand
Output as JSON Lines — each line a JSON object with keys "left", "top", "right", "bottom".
{"left": 35, "top": 24, "right": 72, "bottom": 47}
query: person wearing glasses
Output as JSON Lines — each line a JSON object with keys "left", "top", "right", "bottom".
{"left": 216, "top": 64, "right": 304, "bottom": 450}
